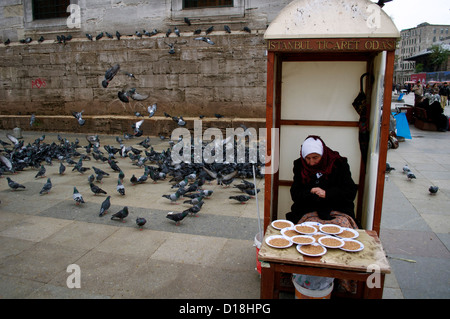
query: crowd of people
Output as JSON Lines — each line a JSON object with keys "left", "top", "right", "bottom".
{"left": 395, "top": 81, "right": 449, "bottom": 110}
{"left": 408, "top": 80, "right": 449, "bottom": 132}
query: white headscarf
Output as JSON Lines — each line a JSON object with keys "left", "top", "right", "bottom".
{"left": 301, "top": 137, "right": 324, "bottom": 159}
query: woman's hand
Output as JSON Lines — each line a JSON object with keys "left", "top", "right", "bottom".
{"left": 311, "top": 187, "right": 326, "bottom": 198}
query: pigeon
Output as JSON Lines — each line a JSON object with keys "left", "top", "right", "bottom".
{"left": 243, "top": 26, "right": 251, "bottom": 33}
{"left": 377, "top": 0, "right": 393, "bottom": 8}
{"left": 99, "top": 196, "right": 111, "bottom": 216}
{"left": 205, "top": 26, "right": 214, "bottom": 35}
{"left": 130, "top": 174, "right": 138, "bottom": 185}
{"left": 35, "top": 165, "right": 46, "bottom": 178}
{"left": 118, "top": 90, "right": 130, "bottom": 103}
{"left": 125, "top": 71, "right": 136, "bottom": 80}
{"left": 166, "top": 211, "right": 189, "bottom": 226}
{"left": 168, "top": 43, "right": 175, "bottom": 54}
{"left": 102, "top": 64, "right": 120, "bottom": 88}
{"left": 385, "top": 162, "right": 395, "bottom": 173}
{"left": 111, "top": 206, "right": 129, "bottom": 222}
{"left": 116, "top": 31, "right": 121, "bottom": 40}
{"left": 233, "top": 180, "right": 255, "bottom": 191}
{"left": 229, "top": 195, "right": 251, "bottom": 204}
{"left": 136, "top": 217, "right": 147, "bottom": 230}
{"left": 214, "top": 113, "right": 224, "bottom": 119}
{"left": 242, "top": 188, "right": 260, "bottom": 196}
{"left": 162, "top": 190, "right": 182, "bottom": 203}
{"left": 86, "top": 33, "right": 93, "bottom": 41}
{"left": 147, "top": 103, "right": 157, "bottom": 117}
{"left": 59, "top": 162, "right": 66, "bottom": 175}
{"left": 129, "top": 88, "right": 149, "bottom": 101}
{"left": 132, "top": 119, "right": 144, "bottom": 136}
{"left": 4, "top": 38, "right": 10, "bottom": 45}
{"left": 407, "top": 172, "right": 416, "bottom": 181}
{"left": 402, "top": 164, "right": 411, "bottom": 174}
{"left": 224, "top": 25, "right": 231, "bottom": 33}
{"left": 194, "top": 36, "right": 215, "bottom": 45}
{"left": 39, "top": 178, "right": 52, "bottom": 195}
{"left": 117, "top": 179, "right": 125, "bottom": 195}
{"left": 88, "top": 174, "right": 95, "bottom": 183}
{"left": 105, "top": 32, "right": 113, "bottom": 39}
{"left": 95, "top": 32, "right": 104, "bottom": 41}
{"left": 183, "top": 195, "right": 204, "bottom": 205}
{"left": 166, "top": 29, "right": 172, "bottom": 37}
{"left": 0, "top": 155, "right": 13, "bottom": 172}
{"left": 428, "top": 186, "right": 439, "bottom": 195}
{"left": 73, "top": 187, "right": 85, "bottom": 205}
{"left": 38, "top": 36, "right": 45, "bottom": 43}
{"left": 71, "top": 110, "right": 86, "bottom": 126}
{"left": 174, "top": 27, "right": 180, "bottom": 37}
{"left": 185, "top": 200, "right": 204, "bottom": 216}
{"left": 193, "top": 29, "right": 202, "bottom": 35}
{"left": 30, "top": 114, "right": 36, "bottom": 127}
{"left": 6, "top": 177, "right": 25, "bottom": 191}
{"left": 184, "top": 17, "right": 191, "bottom": 26}
{"left": 202, "top": 167, "right": 237, "bottom": 186}
{"left": 135, "top": 31, "right": 142, "bottom": 37}
{"left": 90, "top": 182, "right": 107, "bottom": 195}
{"left": 107, "top": 159, "right": 121, "bottom": 172}
{"left": 177, "top": 117, "right": 186, "bottom": 127}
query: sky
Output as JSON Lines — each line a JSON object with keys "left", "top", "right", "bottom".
{"left": 375, "top": 0, "right": 450, "bottom": 31}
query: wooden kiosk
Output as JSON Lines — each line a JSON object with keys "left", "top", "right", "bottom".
{"left": 259, "top": 0, "right": 400, "bottom": 298}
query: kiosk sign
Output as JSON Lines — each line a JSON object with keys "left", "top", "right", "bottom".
{"left": 267, "top": 38, "right": 396, "bottom": 52}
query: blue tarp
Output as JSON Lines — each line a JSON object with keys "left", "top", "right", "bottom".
{"left": 393, "top": 112, "right": 411, "bottom": 139}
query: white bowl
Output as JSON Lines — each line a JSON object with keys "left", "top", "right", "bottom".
{"left": 318, "top": 235, "right": 345, "bottom": 249}
{"left": 340, "top": 239, "right": 364, "bottom": 252}
{"left": 296, "top": 243, "right": 327, "bottom": 257}
{"left": 319, "top": 224, "right": 343, "bottom": 235}
{"left": 271, "top": 219, "right": 294, "bottom": 230}
{"left": 265, "top": 235, "right": 293, "bottom": 249}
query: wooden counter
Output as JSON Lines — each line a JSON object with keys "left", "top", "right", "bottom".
{"left": 258, "top": 225, "right": 391, "bottom": 299}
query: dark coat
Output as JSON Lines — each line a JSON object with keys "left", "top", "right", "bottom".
{"left": 286, "top": 156, "right": 358, "bottom": 223}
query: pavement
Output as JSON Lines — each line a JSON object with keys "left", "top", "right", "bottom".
{"left": 0, "top": 92, "right": 449, "bottom": 299}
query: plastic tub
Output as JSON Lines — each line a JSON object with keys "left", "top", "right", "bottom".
{"left": 292, "top": 277, "right": 334, "bottom": 299}
{"left": 254, "top": 232, "right": 262, "bottom": 274}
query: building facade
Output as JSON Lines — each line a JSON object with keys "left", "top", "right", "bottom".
{"left": 394, "top": 22, "right": 450, "bottom": 84}
{"left": 0, "top": 0, "right": 293, "bottom": 135}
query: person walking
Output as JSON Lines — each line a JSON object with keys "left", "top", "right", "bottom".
{"left": 439, "top": 82, "right": 449, "bottom": 110}
{"left": 412, "top": 80, "right": 424, "bottom": 106}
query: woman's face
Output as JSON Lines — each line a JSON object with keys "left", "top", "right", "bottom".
{"left": 305, "top": 153, "right": 322, "bottom": 166}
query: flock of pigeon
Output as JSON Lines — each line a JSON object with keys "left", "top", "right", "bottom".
{"left": 385, "top": 162, "right": 439, "bottom": 195}
{"left": 0, "top": 127, "right": 264, "bottom": 229}
{"left": 3, "top": 16, "right": 252, "bottom": 55}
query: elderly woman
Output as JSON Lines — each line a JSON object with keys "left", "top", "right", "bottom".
{"left": 286, "top": 135, "right": 359, "bottom": 229}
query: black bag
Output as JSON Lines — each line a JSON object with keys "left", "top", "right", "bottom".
{"left": 352, "top": 73, "right": 371, "bottom": 163}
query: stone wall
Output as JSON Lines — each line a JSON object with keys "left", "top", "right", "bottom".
{"left": 0, "top": 30, "right": 268, "bottom": 135}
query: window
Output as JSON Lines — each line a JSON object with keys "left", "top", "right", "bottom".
{"left": 171, "top": 0, "right": 244, "bottom": 20}
{"left": 32, "top": 0, "right": 70, "bottom": 20}
{"left": 184, "top": 0, "right": 233, "bottom": 9}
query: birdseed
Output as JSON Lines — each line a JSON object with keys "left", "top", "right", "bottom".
{"left": 342, "top": 241, "right": 361, "bottom": 251}
{"left": 283, "top": 229, "right": 298, "bottom": 237}
{"left": 321, "top": 225, "right": 341, "bottom": 234}
{"left": 295, "top": 225, "right": 315, "bottom": 234}
{"left": 339, "top": 230, "right": 356, "bottom": 238}
{"left": 320, "top": 237, "right": 342, "bottom": 247}
{"left": 292, "top": 236, "right": 314, "bottom": 244}
{"left": 300, "top": 245, "right": 325, "bottom": 255}
{"left": 273, "top": 221, "right": 292, "bottom": 229}
{"left": 269, "top": 237, "right": 290, "bottom": 247}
